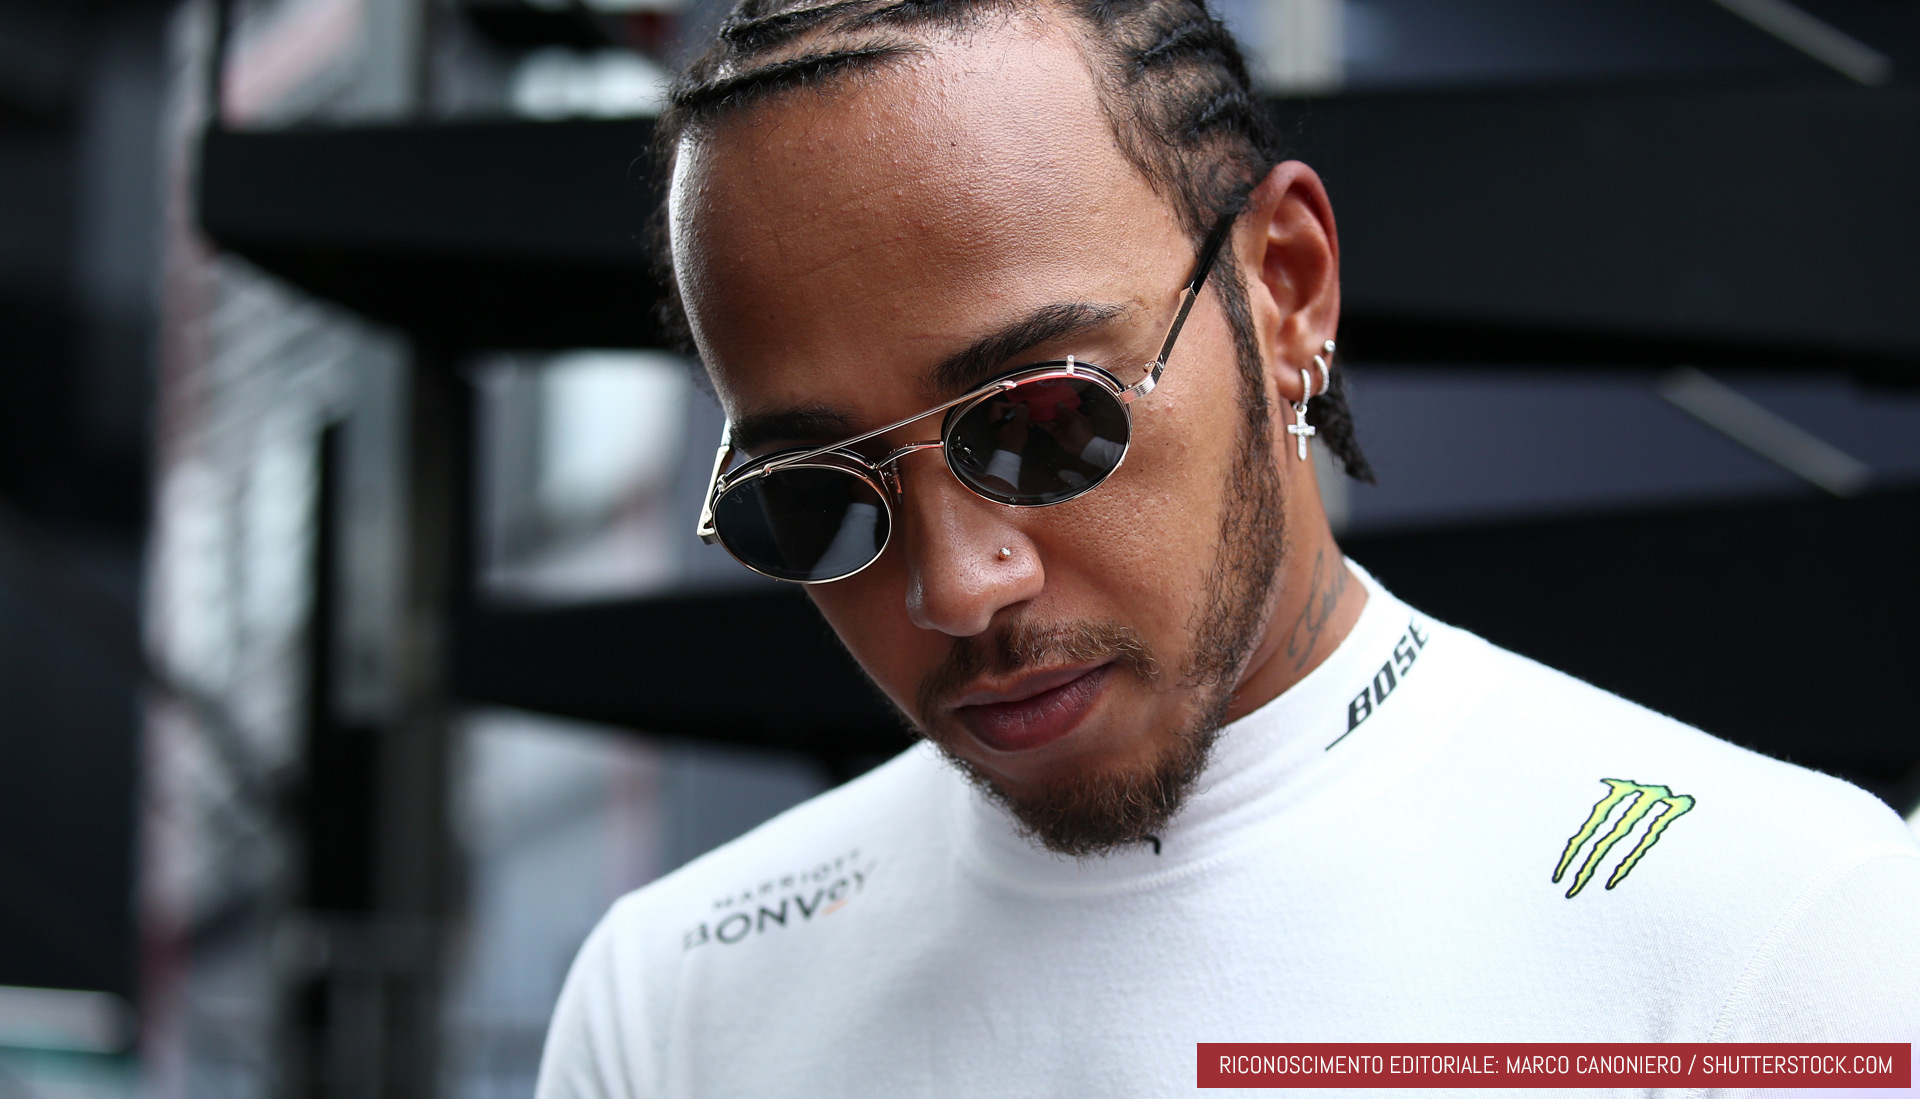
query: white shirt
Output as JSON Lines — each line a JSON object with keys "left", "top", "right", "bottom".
{"left": 537, "top": 565, "right": 1920, "bottom": 1097}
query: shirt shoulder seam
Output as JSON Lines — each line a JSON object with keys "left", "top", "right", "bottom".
{"left": 1701, "top": 843, "right": 1920, "bottom": 1051}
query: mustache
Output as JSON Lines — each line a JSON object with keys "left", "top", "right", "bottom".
{"left": 914, "top": 619, "right": 1161, "bottom": 723}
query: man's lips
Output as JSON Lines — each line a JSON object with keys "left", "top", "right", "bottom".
{"left": 950, "top": 663, "right": 1115, "bottom": 753}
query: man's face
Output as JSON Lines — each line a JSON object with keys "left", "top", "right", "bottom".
{"left": 672, "top": 22, "right": 1291, "bottom": 852}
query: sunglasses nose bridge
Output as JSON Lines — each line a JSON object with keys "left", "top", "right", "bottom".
{"left": 873, "top": 440, "right": 946, "bottom": 499}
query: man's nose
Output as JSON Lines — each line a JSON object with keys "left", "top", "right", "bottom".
{"left": 894, "top": 459, "right": 1043, "bottom": 637}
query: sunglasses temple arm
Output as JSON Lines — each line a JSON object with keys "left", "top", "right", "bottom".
{"left": 1152, "top": 287, "right": 1202, "bottom": 369}
{"left": 696, "top": 421, "right": 733, "bottom": 544}
{"left": 1132, "top": 214, "right": 1236, "bottom": 402}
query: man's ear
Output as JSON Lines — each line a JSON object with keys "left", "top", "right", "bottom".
{"left": 1237, "top": 161, "right": 1341, "bottom": 406}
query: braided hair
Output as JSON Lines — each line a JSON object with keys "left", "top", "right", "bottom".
{"left": 653, "top": 0, "right": 1374, "bottom": 482}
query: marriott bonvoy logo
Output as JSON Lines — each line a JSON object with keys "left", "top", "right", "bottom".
{"left": 683, "top": 847, "right": 876, "bottom": 950}
{"left": 1553, "top": 779, "right": 1695, "bottom": 898}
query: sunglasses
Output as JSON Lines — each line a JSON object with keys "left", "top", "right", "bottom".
{"left": 697, "top": 212, "right": 1237, "bottom": 583}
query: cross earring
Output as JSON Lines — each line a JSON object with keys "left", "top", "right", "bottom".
{"left": 1286, "top": 340, "right": 1335, "bottom": 462}
{"left": 1287, "top": 370, "right": 1317, "bottom": 460}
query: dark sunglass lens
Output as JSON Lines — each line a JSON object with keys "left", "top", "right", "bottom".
{"left": 713, "top": 466, "right": 889, "bottom": 581}
{"left": 946, "top": 377, "right": 1131, "bottom": 504}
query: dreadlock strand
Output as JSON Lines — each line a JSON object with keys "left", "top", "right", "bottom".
{"left": 1314, "top": 367, "right": 1375, "bottom": 483}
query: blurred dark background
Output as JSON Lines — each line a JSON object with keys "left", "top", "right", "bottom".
{"left": 0, "top": 0, "right": 1916, "bottom": 1095}
{"left": 0, "top": 0, "right": 171, "bottom": 1080}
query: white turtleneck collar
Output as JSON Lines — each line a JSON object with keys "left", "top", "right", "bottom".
{"left": 944, "top": 560, "right": 1436, "bottom": 889}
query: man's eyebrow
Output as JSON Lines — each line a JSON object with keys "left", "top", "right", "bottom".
{"left": 727, "top": 301, "right": 1132, "bottom": 453}
{"left": 728, "top": 404, "right": 857, "bottom": 454}
{"left": 925, "top": 301, "right": 1133, "bottom": 398}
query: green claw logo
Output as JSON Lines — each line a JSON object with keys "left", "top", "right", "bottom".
{"left": 1553, "top": 779, "right": 1695, "bottom": 898}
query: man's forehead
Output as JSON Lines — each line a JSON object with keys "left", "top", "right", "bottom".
{"left": 669, "top": 20, "right": 1186, "bottom": 428}
{"left": 671, "top": 25, "right": 1120, "bottom": 256}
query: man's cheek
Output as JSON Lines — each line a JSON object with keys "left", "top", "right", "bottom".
{"left": 809, "top": 593, "right": 926, "bottom": 707}
{"left": 1050, "top": 493, "right": 1209, "bottom": 605}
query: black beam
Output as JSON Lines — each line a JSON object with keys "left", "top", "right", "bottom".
{"left": 1282, "top": 82, "right": 1920, "bottom": 371}
{"left": 199, "top": 118, "right": 661, "bottom": 348}
{"left": 454, "top": 490, "right": 1920, "bottom": 802}
{"left": 459, "top": 0, "right": 620, "bottom": 51}
{"left": 453, "top": 586, "right": 913, "bottom": 761}
{"left": 196, "top": 82, "right": 1920, "bottom": 370}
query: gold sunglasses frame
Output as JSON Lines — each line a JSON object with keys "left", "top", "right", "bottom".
{"left": 696, "top": 211, "right": 1237, "bottom": 583}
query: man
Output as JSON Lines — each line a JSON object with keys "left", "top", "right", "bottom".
{"left": 538, "top": 0, "right": 1920, "bottom": 1093}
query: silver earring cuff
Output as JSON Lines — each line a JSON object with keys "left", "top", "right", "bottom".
{"left": 1311, "top": 338, "right": 1335, "bottom": 399}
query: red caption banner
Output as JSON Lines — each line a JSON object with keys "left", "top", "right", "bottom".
{"left": 1197, "top": 1043, "right": 1911, "bottom": 1089}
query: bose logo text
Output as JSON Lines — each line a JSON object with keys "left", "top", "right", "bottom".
{"left": 1327, "top": 619, "right": 1428, "bottom": 750}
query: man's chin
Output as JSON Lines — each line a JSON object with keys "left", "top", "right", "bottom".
{"left": 932, "top": 719, "right": 1222, "bottom": 858}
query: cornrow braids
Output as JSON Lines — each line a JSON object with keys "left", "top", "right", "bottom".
{"left": 652, "top": 0, "right": 1374, "bottom": 481}
{"left": 667, "top": 43, "right": 918, "bottom": 118}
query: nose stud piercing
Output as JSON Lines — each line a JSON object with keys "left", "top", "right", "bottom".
{"left": 997, "top": 547, "right": 1012, "bottom": 560}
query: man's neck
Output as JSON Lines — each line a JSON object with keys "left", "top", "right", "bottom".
{"left": 1225, "top": 533, "right": 1368, "bottom": 725}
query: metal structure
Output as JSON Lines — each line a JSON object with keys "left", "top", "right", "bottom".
{"left": 198, "top": 85, "right": 1920, "bottom": 369}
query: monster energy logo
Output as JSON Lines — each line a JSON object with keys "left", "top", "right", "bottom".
{"left": 1553, "top": 779, "right": 1695, "bottom": 898}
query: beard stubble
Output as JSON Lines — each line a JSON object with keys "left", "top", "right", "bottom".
{"left": 915, "top": 283, "right": 1289, "bottom": 857}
